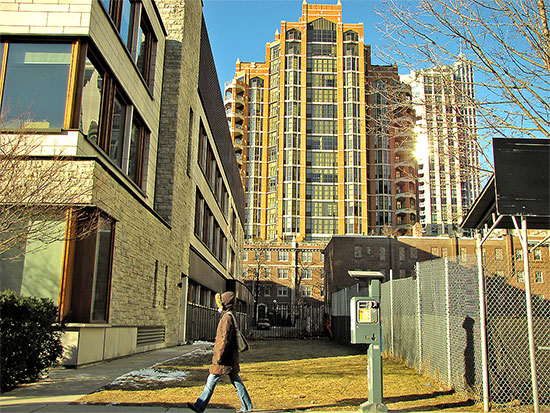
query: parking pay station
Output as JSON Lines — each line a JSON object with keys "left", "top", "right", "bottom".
{"left": 349, "top": 271, "right": 387, "bottom": 413}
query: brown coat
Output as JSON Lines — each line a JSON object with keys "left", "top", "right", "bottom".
{"left": 209, "top": 311, "right": 240, "bottom": 375}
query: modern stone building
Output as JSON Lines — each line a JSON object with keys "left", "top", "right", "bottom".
{"left": 0, "top": 0, "right": 249, "bottom": 366}
{"left": 401, "top": 58, "right": 481, "bottom": 236}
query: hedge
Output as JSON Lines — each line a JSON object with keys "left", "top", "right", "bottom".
{"left": 0, "top": 291, "right": 65, "bottom": 391}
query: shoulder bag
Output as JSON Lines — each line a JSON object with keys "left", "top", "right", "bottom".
{"left": 228, "top": 312, "right": 249, "bottom": 352}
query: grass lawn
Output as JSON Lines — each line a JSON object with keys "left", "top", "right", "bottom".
{"left": 78, "top": 340, "right": 478, "bottom": 411}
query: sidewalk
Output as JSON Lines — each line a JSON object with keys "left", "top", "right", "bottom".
{"left": 0, "top": 344, "right": 234, "bottom": 412}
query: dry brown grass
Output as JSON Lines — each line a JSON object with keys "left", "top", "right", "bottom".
{"left": 78, "top": 340, "right": 479, "bottom": 411}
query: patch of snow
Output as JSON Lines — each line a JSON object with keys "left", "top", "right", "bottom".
{"left": 111, "top": 368, "right": 190, "bottom": 385}
{"left": 107, "top": 345, "right": 214, "bottom": 387}
{"left": 192, "top": 340, "right": 214, "bottom": 346}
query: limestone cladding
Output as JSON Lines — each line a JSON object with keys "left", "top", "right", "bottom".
{"left": 154, "top": 0, "right": 202, "bottom": 230}
{"left": 0, "top": 0, "right": 91, "bottom": 35}
{"left": 92, "top": 162, "right": 183, "bottom": 346}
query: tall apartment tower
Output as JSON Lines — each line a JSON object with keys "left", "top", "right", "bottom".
{"left": 401, "top": 58, "right": 480, "bottom": 235}
{"left": 225, "top": 1, "right": 417, "bottom": 242}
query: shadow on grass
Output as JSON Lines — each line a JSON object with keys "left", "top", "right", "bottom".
{"left": 388, "top": 399, "right": 476, "bottom": 411}
{"left": 384, "top": 390, "right": 477, "bottom": 412}
{"left": 74, "top": 401, "right": 235, "bottom": 409}
{"left": 384, "top": 389, "right": 455, "bottom": 403}
{"left": 243, "top": 339, "right": 366, "bottom": 364}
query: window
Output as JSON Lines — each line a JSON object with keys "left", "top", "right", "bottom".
{"left": 517, "top": 271, "right": 525, "bottom": 283}
{"left": 70, "top": 212, "right": 115, "bottom": 323}
{"left": 301, "top": 285, "right": 312, "bottom": 297}
{"left": 495, "top": 248, "right": 504, "bottom": 261}
{"left": 535, "top": 271, "right": 543, "bottom": 283}
{"left": 301, "top": 268, "right": 312, "bottom": 279}
{"left": 302, "top": 251, "right": 312, "bottom": 262}
{"left": 278, "top": 269, "right": 288, "bottom": 279}
{"left": 277, "top": 286, "right": 289, "bottom": 297}
{"left": 380, "top": 247, "right": 385, "bottom": 261}
{"left": 128, "top": 115, "right": 149, "bottom": 187}
{"left": 399, "top": 247, "right": 405, "bottom": 261}
{"left": 80, "top": 50, "right": 149, "bottom": 180}
{"left": 278, "top": 251, "right": 289, "bottom": 262}
{"left": 410, "top": 248, "right": 417, "bottom": 259}
{"left": 135, "top": 12, "right": 157, "bottom": 89}
{"left": 320, "top": 269, "right": 325, "bottom": 279}
{"left": 0, "top": 211, "right": 67, "bottom": 302}
{"left": 441, "top": 247, "right": 448, "bottom": 257}
{"left": 1, "top": 42, "right": 73, "bottom": 129}
{"left": 264, "top": 268, "right": 271, "bottom": 279}
{"left": 99, "top": 0, "right": 132, "bottom": 48}
{"left": 431, "top": 247, "right": 439, "bottom": 256}
{"left": 460, "top": 247, "right": 467, "bottom": 262}
{"left": 263, "top": 285, "right": 271, "bottom": 297}
{"left": 354, "top": 246, "right": 362, "bottom": 259}
{"left": 0, "top": 209, "right": 115, "bottom": 323}
{"left": 533, "top": 249, "right": 542, "bottom": 261}
{"left": 515, "top": 249, "right": 523, "bottom": 260}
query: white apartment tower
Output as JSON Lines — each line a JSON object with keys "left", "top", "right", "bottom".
{"left": 401, "top": 58, "right": 480, "bottom": 235}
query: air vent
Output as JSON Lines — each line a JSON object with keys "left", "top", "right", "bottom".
{"left": 136, "top": 326, "right": 165, "bottom": 346}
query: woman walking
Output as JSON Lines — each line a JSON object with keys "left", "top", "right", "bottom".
{"left": 187, "top": 291, "right": 253, "bottom": 412}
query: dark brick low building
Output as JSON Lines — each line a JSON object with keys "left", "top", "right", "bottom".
{"left": 324, "top": 233, "right": 549, "bottom": 305}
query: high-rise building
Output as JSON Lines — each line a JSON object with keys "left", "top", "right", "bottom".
{"left": 225, "top": 1, "right": 417, "bottom": 243}
{"left": 401, "top": 58, "right": 480, "bottom": 236}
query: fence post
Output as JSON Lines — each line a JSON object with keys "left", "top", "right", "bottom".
{"left": 476, "top": 232, "right": 490, "bottom": 412}
{"left": 416, "top": 262, "right": 422, "bottom": 372}
{"left": 390, "top": 269, "right": 394, "bottom": 357}
{"left": 444, "top": 258, "right": 452, "bottom": 387}
{"left": 514, "top": 216, "right": 540, "bottom": 413}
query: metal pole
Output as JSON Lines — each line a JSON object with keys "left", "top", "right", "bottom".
{"left": 476, "top": 232, "right": 490, "bottom": 412}
{"left": 390, "top": 269, "right": 394, "bottom": 357}
{"left": 519, "top": 217, "right": 540, "bottom": 413}
{"left": 416, "top": 262, "right": 422, "bottom": 372}
{"left": 444, "top": 258, "right": 452, "bottom": 386}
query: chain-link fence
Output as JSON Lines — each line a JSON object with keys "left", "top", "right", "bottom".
{"left": 484, "top": 252, "right": 550, "bottom": 408}
{"left": 381, "top": 253, "right": 549, "bottom": 410}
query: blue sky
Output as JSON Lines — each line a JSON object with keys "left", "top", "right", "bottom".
{"left": 202, "top": 0, "right": 393, "bottom": 88}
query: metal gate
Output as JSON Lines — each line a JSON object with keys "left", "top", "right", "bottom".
{"left": 248, "top": 301, "right": 329, "bottom": 339}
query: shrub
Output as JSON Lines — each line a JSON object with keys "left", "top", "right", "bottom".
{"left": 0, "top": 291, "right": 65, "bottom": 391}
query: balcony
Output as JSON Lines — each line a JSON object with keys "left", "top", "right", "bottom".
{"left": 394, "top": 159, "right": 414, "bottom": 168}
{"left": 395, "top": 191, "right": 415, "bottom": 199}
{"left": 234, "top": 138, "right": 244, "bottom": 151}
{"left": 394, "top": 143, "right": 413, "bottom": 154}
{"left": 230, "top": 123, "right": 244, "bottom": 136}
{"left": 395, "top": 175, "right": 415, "bottom": 184}
{"left": 396, "top": 207, "right": 416, "bottom": 215}
{"left": 224, "top": 93, "right": 246, "bottom": 107}
{"left": 226, "top": 107, "right": 245, "bottom": 120}
{"left": 235, "top": 152, "right": 243, "bottom": 165}
{"left": 224, "top": 78, "right": 247, "bottom": 93}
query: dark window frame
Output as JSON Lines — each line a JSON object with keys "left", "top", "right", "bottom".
{"left": 68, "top": 210, "right": 115, "bottom": 324}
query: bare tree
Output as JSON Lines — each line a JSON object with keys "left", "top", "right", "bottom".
{"left": 244, "top": 239, "right": 272, "bottom": 322}
{"left": 0, "top": 119, "right": 96, "bottom": 260}
{"left": 377, "top": 0, "right": 550, "bottom": 147}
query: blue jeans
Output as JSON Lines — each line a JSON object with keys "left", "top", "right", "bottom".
{"left": 191, "top": 372, "right": 253, "bottom": 412}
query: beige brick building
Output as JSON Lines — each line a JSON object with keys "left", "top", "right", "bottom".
{"left": 0, "top": 0, "right": 249, "bottom": 366}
